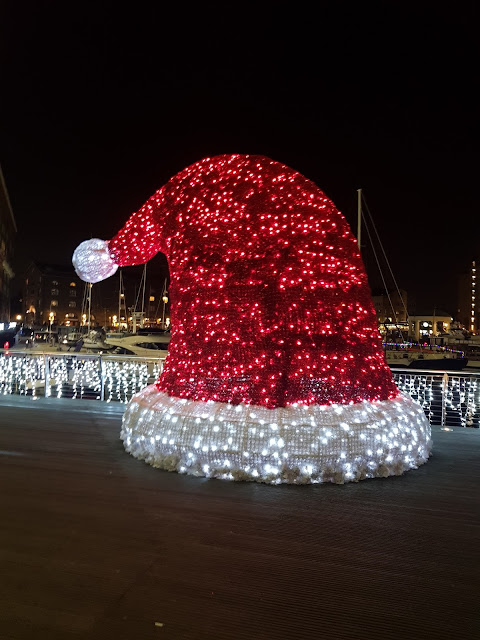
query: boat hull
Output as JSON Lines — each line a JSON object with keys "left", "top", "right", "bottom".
{"left": 389, "top": 357, "right": 468, "bottom": 371}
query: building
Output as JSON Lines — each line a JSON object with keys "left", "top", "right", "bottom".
{"left": 457, "top": 260, "right": 478, "bottom": 333}
{"left": 371, "top": 288, "right": 409, "bottom": 338}
{"left": 371, "top": 290, "right": 453, "bottom": 342}
{"left": 408, "top": 310, "right": 452, "bottom": 342}
{"left": 371, "top": 289, "right": 408, "bottom": 325}
{"left": 23, "top": 262, "right": 169, "bottom": 330}
{"left": 24, "top": 262, "right": 87, "bottom": 327}
{"left": 0, "top": 166, "right": 17, "bottom": 323}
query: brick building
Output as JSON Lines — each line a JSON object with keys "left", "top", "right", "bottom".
{"left": 23, "top": 262, "right": 168, "bottom": 329}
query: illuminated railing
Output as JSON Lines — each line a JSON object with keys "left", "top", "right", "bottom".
{"left": 0, "top": 351, "right": 479, "bottom": 428}
{"left": 391, "top": 369, "right": 479, "bottom": 428}
{"left": 0, "top": 351, "right": 162, "bottom": 403}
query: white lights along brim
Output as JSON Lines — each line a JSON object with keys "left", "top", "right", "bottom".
{"left": 120, "top": 386, "right": 432, "bottom": 484}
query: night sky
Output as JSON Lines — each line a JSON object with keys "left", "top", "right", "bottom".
{"left": 1, "top": 2, "right": 476, "bottom": 315}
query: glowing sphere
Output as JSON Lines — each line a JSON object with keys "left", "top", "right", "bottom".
{"left": 72, "top": 238, "right": 118, "bottom": 284}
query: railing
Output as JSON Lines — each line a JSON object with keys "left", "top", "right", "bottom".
{"left": 0, "top": 351, "right": 162, "bottom": 403}
{"left": 0, "top": 351, "right": 479, "bottom": 428}
{"left": 391, "top": 369, "right": 479, "bottom": 428}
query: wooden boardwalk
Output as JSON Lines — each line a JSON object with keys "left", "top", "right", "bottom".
{"left": 0, "top": 395, "right": 478, "bottom": 639}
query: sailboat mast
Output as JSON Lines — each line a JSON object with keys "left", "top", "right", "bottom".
{"left": 141, "top": 263, "right": 147, "bottom": 325}
{"left": 118, "top": 269, "right": 125, "bottom": 331}
{"left": 357, "top": 188, "right": 362, "bottom": 250}
{"left": 162, "top": 277, "right": 168, "bottom": 328}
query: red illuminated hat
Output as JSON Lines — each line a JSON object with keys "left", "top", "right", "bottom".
{"left": 73, "top": 154, "right": 431, "bottom": 484}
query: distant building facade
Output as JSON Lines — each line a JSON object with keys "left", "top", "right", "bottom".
{"left": 371, "top": 289, "right": 408, "bottom": 324}
{"left": 370, "top": 288, "right": 454, "bottom": 341}
{"left": 408, "top": 311, "right": 452, "bottom": 341}
{"left": 23, "top": 262, "right": 169, "bottom": 329}
{"left": 0, "top": 167, "right": 17, "bottom": 323}
{"left": 24, "top": 262, "right": 87, "bottom": 326}
{"left": 457, "top": 260, "right": 478, "bottom": 333}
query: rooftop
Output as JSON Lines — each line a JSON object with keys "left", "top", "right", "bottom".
{"left": 1, "top": 395, "right": 478, "bottom": 639}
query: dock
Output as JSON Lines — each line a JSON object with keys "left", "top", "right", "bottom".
{"left": 1, "top": 395, "right": 478, "bottom": 639}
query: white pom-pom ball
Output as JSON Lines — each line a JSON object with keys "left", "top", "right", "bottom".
{"left": 72, "top": 238, "right": 118, "bottom": 284}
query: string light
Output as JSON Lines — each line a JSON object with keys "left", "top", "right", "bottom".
{"left": 0, "top": 353, "right": 45, "bottom": 397}
{"left": 384, "top": 341, "right": 465, "bottom": 357}
{"left": 73, "top": 154, "right": 432, "bottom": 483}
{"left": 121, "top": 387, "right": 431, "bottom": 484}
{"left": 0, "top": 353, "right": 160, "bottom": 402}
{"left": 2, "top": 352, "right": 477, "bottom": 431}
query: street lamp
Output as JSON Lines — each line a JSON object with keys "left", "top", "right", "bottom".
{"left": 49, "top": 312, "right": 55, "bottom": 342}
{"left": 162, "top": 283, "right": 168, "bottom": 329}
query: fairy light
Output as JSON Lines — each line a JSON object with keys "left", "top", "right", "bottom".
{"left": 393, "top": 372, "right": 437, "bottom": 424}
{"left": 464, "top": 375, "right": 477, "bottom": 427}
{"left": 443, "top": 374, "right": 479, "bottom": 428}
{"left": 0, "top": 351, "right": 478, "bottom": 431}
{"left": 384, "top": 341, "right": 465, "bottom": 357}
{"left": 106, "top": 155, "right": 398, "bottom": 407}
{"left": 71, "top": 154, "right": 433, "bottom": 482}
{"left": 0, "top": 353, "right": 161, "bottom": 402}
{"left": 47, "top": 356, "right": 69, "bottom": 398}
{"left": 101, "top": 357, "right": 161, "bottom": 403}
{"left": 0, "top": 353, "right": 45, "bottom": 397}
{"left": 121, "top": 387, "right": 431, "bottom": 484}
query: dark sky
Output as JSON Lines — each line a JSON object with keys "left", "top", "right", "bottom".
{"left": 1, "top": 2, "right": 477, "bottom": 314}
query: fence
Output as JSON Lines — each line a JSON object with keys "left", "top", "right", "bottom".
{"left": 0, "top": 351, "right": 162, "bottom": 403}
{"left": 0, "top": 351, "right": 479, "bottom": 428}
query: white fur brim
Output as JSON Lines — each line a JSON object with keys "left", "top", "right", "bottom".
{"left": 120, "top": 386, "right": 432, "bottom": 484}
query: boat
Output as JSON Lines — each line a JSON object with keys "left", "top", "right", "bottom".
{"left": 59, "top": 328, "right": 108, "bottom": 352}
{"left": 384, "top": 343, "right": 468, "bottom": 370}
{"left": 104, "top": 330, "right": 170, "bottom": 357}
{"left": 61, "top": 330, "right": 83, "bottom": 347}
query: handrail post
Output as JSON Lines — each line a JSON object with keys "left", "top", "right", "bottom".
{"left": 441, "top": 372, "right": 448, "bottom": 427}
{"left": 99, "top": 355, "right": 105, "bottom": 401}
{"left": 44, "top": 353, "right": 50, "bottom": 398}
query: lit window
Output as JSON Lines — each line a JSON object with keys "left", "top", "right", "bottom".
{"left": 51, "top": 288, "right": 59, "bottom": 295}
{"left": 69, "top": 301, "right": 77, "bottom": 308}
{"left": 69, "top": 282, "right": 76, "bottom": 287}
{"left": 51, "top": 300, "right": 58, "bottom": 307}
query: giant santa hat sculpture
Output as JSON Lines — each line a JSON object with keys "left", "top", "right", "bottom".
{"left": 73, "top": 154, "right": 431, "bottom": 484}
